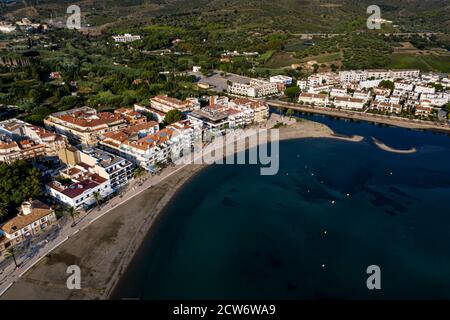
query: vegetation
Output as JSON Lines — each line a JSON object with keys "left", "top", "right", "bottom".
{"left": 65, "top": 206, "right": 79, "bottom": 227}
{"left": 164, "top": 109, "right": 184, "bottom": 124}
{"left": 379, "top": 80, "right": 395, "bottom": 91}
{"left": 6, "top": 246, "right": 20, "bottom": 268}
{"left": 0, "top": 161, "right": 42, "bottom": 221}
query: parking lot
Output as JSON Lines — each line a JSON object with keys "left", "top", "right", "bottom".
{"left": 189, "top": 71, "right": 252, "bottom": 93}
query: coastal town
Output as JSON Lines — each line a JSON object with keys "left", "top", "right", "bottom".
{"left": 0, "top": 0, "right": 450, "bottom": 302}
{"left": 1, "top": 65, "right": 449, "bottom": 273}
{"left": 0, "top": 93, "right": 270, "bottom": 263}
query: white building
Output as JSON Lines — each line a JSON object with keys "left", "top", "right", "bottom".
{"left": 420, "top": 93, "right": 449, "bottom": 107}
{"left": 394, "top": 81, "right": 414, "bottom": 92}
{"left": 415, "top": 85, "right": 436, "bottom": 94}
{"left": 228, "top": 79, "right": 280, "bottom": 97}
{"left": 112, "top": 34, "right": 141, "bottom": 43}
{"left": 353, "top": 91, "right": 371, "bottom": 102}
{"left": 78, "top": 147, "right": 133, "bottom": 191}
{"left": 333, "top": 97, "right": 366, "bottom": 110}
{"left": 330, "top": 87, "right": 348, "bottom": 98}
{"left": 298, "top": 93, "right": 329, "bottom": 106}
{"left": 47, "top": 172, "right": 112, "bottom": 209}
{"left": 0, "top": 24, "right": 16, "bottom": 33}
{"left": 297, "top": 80, "right": 308, "bottom": 90}
{"left": 270, "top": 75, "right": 293, "bottom": 85}
{"left": 339, "top": 70, "right": 367, "bottom": 83}
{"left": 372, "top": 102, "right": 402, "bottom": 114}
{"left": 150, "top": 95, "right": 199, "bottom": 113}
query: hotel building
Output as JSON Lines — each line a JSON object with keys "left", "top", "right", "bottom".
{"left": 228, "top": 79, "right": 280, "bottom": 98}
{"left": 44, "top": 107, "right": 128, "bottom": 146}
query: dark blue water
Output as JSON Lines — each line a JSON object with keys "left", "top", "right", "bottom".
{"left": 113, "top": 118, "right": 450, "bottom": 300}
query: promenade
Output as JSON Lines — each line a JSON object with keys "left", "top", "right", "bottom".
{"left": 268, "top": 100, "right": 450, "bottom": 133}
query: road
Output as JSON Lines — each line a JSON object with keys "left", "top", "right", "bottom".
{"left": 268, "top": 100, "right": 450, "bottom": 133}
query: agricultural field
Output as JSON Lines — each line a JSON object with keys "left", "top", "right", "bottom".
{"left": 388, "top": 54, "right": 450, "bottom": 73}
{"left": 263, "top": 52, "right": 301, "bottom": 68}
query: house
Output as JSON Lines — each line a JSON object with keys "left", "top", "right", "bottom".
{"left": 394, "top": 81, "right": 414, "bottom": 92}
{"left": 353, "top": 90, "right": 371, "bottom": 102}
{"left": 50, "top": 72, "right": 62, "bottom": 80}
{"left": 330, "top": 87, "right": 348, "bottom": 98}
{"left": 372, "top": 102, "right": 402, "bottom": 114}
{"left": 415, "top": 105, "right": 434, "bottom": 116}
{"left": 308, "top": 84, "right": 332, "bottom": 94}
{"left": 114, "top": 108, "right": 147, "bottom": 125}
{"left": 298, "top": 93, "right": 329, "bottom": 106}
{"left": 333, "top": 97, "right": 366, "bottom": 110}
{"left": 414, "top": 85, "right": 436, "bottom": 94}
{"left": 0, "top": 200, "right": 57, "bottom": 255}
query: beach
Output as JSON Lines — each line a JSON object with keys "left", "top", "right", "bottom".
{"left": 0, "top": 116, "right": 366, "bottom": 300}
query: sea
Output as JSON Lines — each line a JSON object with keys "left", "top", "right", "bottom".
{"left": 112, "top": 114, "right": 450, "bottom": 299}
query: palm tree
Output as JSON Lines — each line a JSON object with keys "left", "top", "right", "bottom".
{"left": 286, "top": 109, "right": 295, "bottom": 119}
{"left": 133, "top": 167, "right": 146, "bottom": 180}
{"left": 6, "top": 246, "right": 20, "bottom": 268}
{"left": 92, "top": 192, "right": 101, "bottom": 207}
{"left": 66, "top": 206, "right": 79, "bottom": 227}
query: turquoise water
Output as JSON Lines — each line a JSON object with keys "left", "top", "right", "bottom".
{"left": 113, "top": 118, "right": 450, "bottom": 299}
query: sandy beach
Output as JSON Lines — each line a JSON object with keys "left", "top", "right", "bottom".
{"left": 0, "top": 116, "right": 365, "bottom": 300}
{"left": 372, "top": 137, "right": 417, "bottom": 154}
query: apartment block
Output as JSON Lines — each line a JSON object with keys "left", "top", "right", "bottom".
{"left": 0, "top": 119, "right": 66, "bottom": 163}
{"left": 44, "top": 107, "right": 128, "bottom": 145}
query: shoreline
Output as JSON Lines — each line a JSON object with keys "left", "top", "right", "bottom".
{"left": 269, "top": 100, "right": 450, "bottom": 134}
{"left": 0, "top": 117, "right": 369, "bottom": 300}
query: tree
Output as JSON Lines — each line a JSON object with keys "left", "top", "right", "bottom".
{"left": 286, "top": 109, "right": 295, "bottom": 119}
{"left": 379, "top": 80, "right": 394, "bottom": 91}
{"left": 0, "top": 202, "right": 8, "bottom": 219}
{"left": 92, "top": 192, "right": 101, "bottom": 207}
{"left": 6, "top": 246, "right": 20, "bottom": 268}
{"left": 133, "top": 167, "right": 147, "bottom": 180}
{"left": 66, "top": 206, "right": 79, "bottom": 227}
{"left": 164, "top": 109, "right": 184, "bottom": 124}
{"left": 284, "top": 86, "right": 300, "bottom": 102}
{"left": 0, "top": 160, "right": 42, "bottom": 211}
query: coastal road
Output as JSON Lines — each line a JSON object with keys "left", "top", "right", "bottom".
{"left": 268, "top": 100, "right": 450, "bottom": 133}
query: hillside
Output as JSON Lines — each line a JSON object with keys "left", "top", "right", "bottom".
{"left": 1, "top": 0, "right": 449, "bottom": 32}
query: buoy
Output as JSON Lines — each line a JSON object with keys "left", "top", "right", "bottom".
{"left": 323, "top": 230, "right": 327, "bottom": 235}
{"left": 346, "top": 193, "right": 350, "bottom": 197}
{"left": 322, "top": 264, "right": 326, "bottom": 268}
{"left": 331, "top": 200, "right": 335, "bottom": 204}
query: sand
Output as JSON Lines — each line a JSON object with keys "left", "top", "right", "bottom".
{"left": 372, "top": 138, "right": 417, "bottom": 154}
